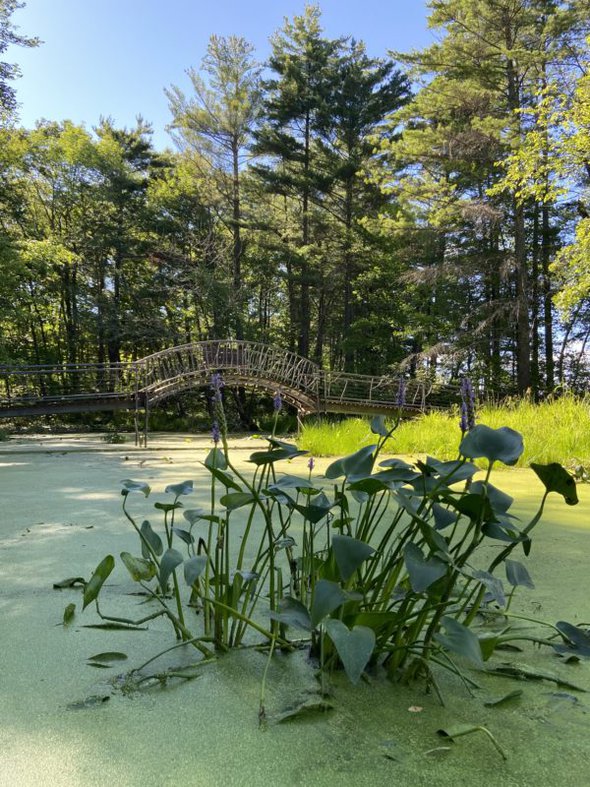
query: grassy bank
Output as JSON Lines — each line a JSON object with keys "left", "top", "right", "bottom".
{"left": 298, "top": 395, "right": 590, "bottom": 468}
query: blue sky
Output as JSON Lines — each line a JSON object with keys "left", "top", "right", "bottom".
{"left": 8, "top": 1, "right": 433, "bottom": 150}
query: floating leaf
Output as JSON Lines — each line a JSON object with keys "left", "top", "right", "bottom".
{"left": 53, "top": 576, "right": 86, "bottom": 589}
{"left": 531, "top": 463, "right": 578, "bottom": 505}
{"left": 165, "top": 480, "right": 193, "bottom": 497}
{"left": 159, "top": 548, "right": 184, "bottom": 591}
{"left": 435, "top": 616, "right": 484, "bottom": 669}
{"left": 63, "top": 603, "right": 76, "bottom": 625}
{"left": 460, "top": 425, "right": 524, "bottom": 466}
{"left": 310, "top": 580, "right": 348, "bottom": 627}
{"left": 490, "top": 663, "right": 586, "bottom": 691}
{"left": 332, "top": 535, "right": 374, "bottom": 581}
{"left": 82, "top": 555, "right": 114, "bottom": 610}
{"left": 270, "top": 596, "right": 312, "bottom": 631}
{"left": 275, "top": 698, "right": 334, "bottom": 723}
{"left": 140, "top": 520, "right": 163, "bottom": 557}
{"left": 67, "top": 694, "right": 110, "bottom": 711}
{"left": 404, "top": 543, "right": 447, "bottom": 593}
{"left": 483, "top": 690, "right": 523, "bottom": 707}
{"left": 86, "top": 651, "right": 128, "bottom": 664}
{"left": 120, "top": 552, "right": 157, "bottom": 582}
{"left": 324, "top": 619, "right": 375, "bottom": 684}
{"left": 121, "top": 479, "right": 150, "bottom": 497}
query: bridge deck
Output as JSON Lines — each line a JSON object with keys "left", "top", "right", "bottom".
{"left": 0, "top": 340, "right": 459, "bottom": 422}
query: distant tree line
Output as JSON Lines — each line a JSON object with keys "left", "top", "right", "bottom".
{"left": 1, "top": 1, "right": 589, "bottom": 399}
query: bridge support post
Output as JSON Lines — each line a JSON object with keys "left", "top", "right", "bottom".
{"left": 143, "top": 397, "right": 149, "bottom": 448}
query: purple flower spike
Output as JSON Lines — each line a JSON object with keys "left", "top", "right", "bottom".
{"left": 211, "top": 373, "right": 224, "bottom": 403}
{"left": 211, "top": 421, "right": 221, "bottom": 444}
{"left": 273, "top": 390, "right": 283, "bottom": 413}
{"left": 307, "top": 456, "right": 315, "bottom": 472}
{"left": 459, "top": 376, "right": 476, "bottom": 432}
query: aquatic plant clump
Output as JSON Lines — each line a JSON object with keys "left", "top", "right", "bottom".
{"left": 61, "top": 397, "right": 584, "bottom": 720}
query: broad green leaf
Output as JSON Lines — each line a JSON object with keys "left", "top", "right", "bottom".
{"left": 426, "top": 457, "right": 478, "bottom": 483}
{"left": 220, "top": 492, "right": 255, "bottom": 510}
{"left": 472, "top": 570, "right": 505, "bottom": 606}
{"left": 268, "top": 474, "right": 316, "bottom": 492}
{"left": 183, "top": 509, "right": 205, "bottom": 526}
{"left": 121, "top": 479, "right": 150, "bottom": 497}
{"left": 159, "top": 548, "right": 183, "bottom": 591}
{"left": 165, "top": 480, "right": 193, "bottom": 496}
{"left": 325, "top": 445, "right": 376, "bottom": 480}
{"left": 531, "top": 463, "right": 578, "bottom": 505}
{"left": 460, "top": 425, "right": 524, "bottom": 466}
{"left": 184, "top": 555, "right": 208, "bottom": 586}
{"left": 204, "top": 448, "right": 227, "bottom": 470}
{"left": 294, "top": 492, "right": 333, "bottom": 523}
{"left": 171, "top": 527, "right": 194, "bottom": 545}
{"left": 249, "top": 448, "right": 306, "bottom": 465}
{"left": 310, "top": 580, "right": 348, "bottom": 627}
{"left": 370, "top": 415, "right": 389, "bottom": 437}
{"left": 483, "top": 690, "right": 523, "bottom": 707}
{"left": 120, "top": 551, "right": 157, "bottom": 582}
{"left": 270, "top": 596, "right": 312, "bottom": 631}
{"left": 82, "top": 555, "right": 114, "bottom": 610}
{"left": 275, "top": 698, "right": 334, "bottom": 723}
{"left": 505, "top": 559, "right": 534, "bottom": 589}
{"left": 347, "top": 477, "right": 390, "bottom": 495}
{"left": 140, "top": 520, "right": 163, "bottom": 557}
{"left": 332, "top": 535, "right": 374, "bottom": 581}
{"left": 207, "top": 467, "right": 241, "bottom": 491}
{"left": 267, "top": 438, "right": 306, "bottom": 456}
{"left": 553, "top": 621, "right": 590, "bottom": 658}
{"left": 470, "top": 481, "right": 514, "bottom": 513}
{"left": 154, "top": 501, "right": 183, "bottom": 513}
{"left": 324, "top": 619, "right": 375, "bottom": 684}
{"left": 403, "top": 543, "right": 447, "bottom": 593}
{"left": 432, "top": 503, "right": 458, "bottom": 531}
{"left": 63, "top": 603, "right": 76, "bottom": 625}
{"left": 435, "top": 616, "right": 484, "bottom": 669}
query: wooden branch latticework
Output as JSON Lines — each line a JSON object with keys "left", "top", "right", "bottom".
{"left": 0, "top": 339, "right": 461, "bottom": 418}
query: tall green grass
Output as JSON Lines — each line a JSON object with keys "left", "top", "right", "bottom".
{"left": 298, "top": 395, "right": 590, "bottom": 468}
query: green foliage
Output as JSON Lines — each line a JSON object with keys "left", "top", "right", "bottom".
{"left": 299, "top": 395, "right": 590, "bottom": 467}
{"left": 60, "top": 388, "right": 581, "bottom": 720}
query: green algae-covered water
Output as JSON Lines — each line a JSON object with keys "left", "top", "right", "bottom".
{"left": 1, "top": 435, "right": 589, "bottom": 786}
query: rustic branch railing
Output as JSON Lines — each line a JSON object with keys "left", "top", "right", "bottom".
{"left": 0, "top": 340, "right": 461, "bottom": 419}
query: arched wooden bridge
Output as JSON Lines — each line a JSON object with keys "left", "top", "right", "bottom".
{"left": 0, "top": 339, "right": 461, "bottom": 426}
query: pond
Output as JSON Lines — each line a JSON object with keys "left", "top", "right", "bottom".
{"left": 1, "top": 434, "right": 589, "bottom": 786}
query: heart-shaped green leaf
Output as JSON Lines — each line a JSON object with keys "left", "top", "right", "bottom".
{"left": 159, "top": 548, "right": 183, "bottom": 591}
{"left": 310, "top": 580, "right": 348, "bottom": 627}
{"left": 184, "top": 555, "right": 208, "bottom": 586}
{"left": 220, "top": 492, "right": 255, "bottom": 510}
{"left": 121, "top": 479, "right": 150, "bottom": 497}
{"left": 505, "top": 559, "right": 534, "bottom": 589}
{"left": 404, "top": 543, "right": 447, "bottom": 593}
{"left": 165, "top": 480, "right": 193, "bottom": 497}
{"left": 332, "top": 535, "right": 374, "bottom": 582}
{"left": 460, "top": 425, "right": 524, "bottom": 466}
{"left": 204, "top": 448, "right": 227, "bottom": 470}
{"left": 435, "top": 616, "right": 484, "bottom": 669}
{"left": 324, "top": 619, "right": 375, "bottom": 684}
{"left": 270, "top": 596, "right": 312, "bottom": 631}
{"left": 325, "top": 445, "right": 376, "bottom": 480}
{"left": 531, "top": 463, "right": 578, "bottom": 505}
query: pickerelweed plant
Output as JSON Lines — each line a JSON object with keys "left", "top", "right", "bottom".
{"left": 62, "top": 377, "right": 587, "bottom": 720}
